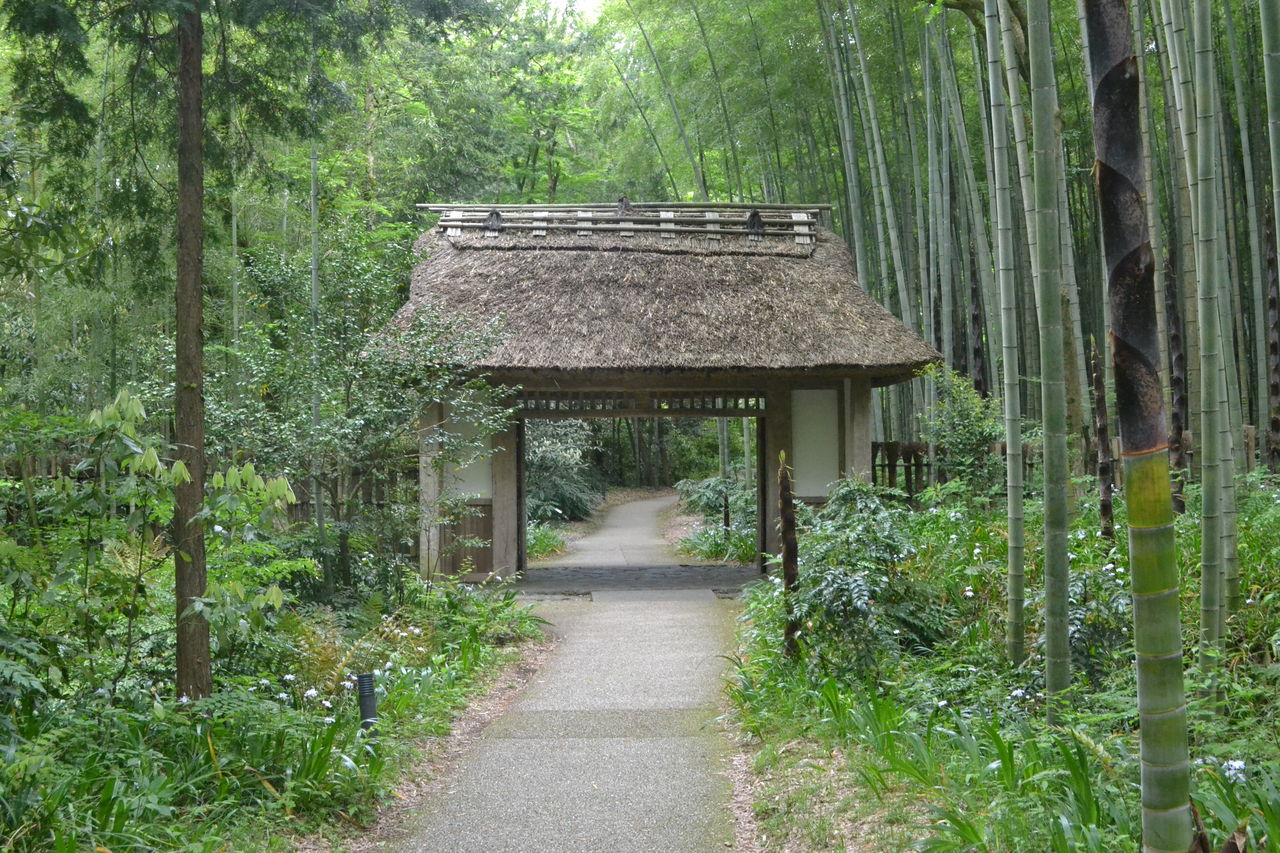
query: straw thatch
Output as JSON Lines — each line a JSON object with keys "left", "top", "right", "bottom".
{"left": 390, "top": 216, "right": 939, "bottom": 387}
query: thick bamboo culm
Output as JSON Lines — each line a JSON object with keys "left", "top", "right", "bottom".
{"left": 1085, "top": 0, "right": 1191, "bottom": 849}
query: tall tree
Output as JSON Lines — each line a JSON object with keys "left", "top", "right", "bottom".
{"left": 174, "top": 0, "right": 211, "bottom": 700}
{"left": 1084, "top": 3, "right": 1191, "bottom": 848}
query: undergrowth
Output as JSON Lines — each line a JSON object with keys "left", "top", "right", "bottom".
{"left": 727, "top": 473, "right": 1280, "bottom": 851}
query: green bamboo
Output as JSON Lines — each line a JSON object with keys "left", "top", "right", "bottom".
{"left": 847, "top": 2, "right": 914, "bottom": 336}
{"left": 688, "top": 0, "right": 743, "bottom": 201}
{"left": 1153, "top": 0, "right": 1201, "bottom": 467}
{"left": 1223, "top": 0, "right": 1267, "bottom": 461}
{"left": 1192, "top": 0, "right": 1223, "bottom": 664}
{"left": 1263, "top": 0, "right": 1280, "bottom": 473}
{"left": 817, "top": 0, "right": 871, "bottom": 291}
{"left": 1029, "top": 0, "right": 1071, "bottom": 719}
{"left": 1083, "top": 4, "right": 1192, "bottom": 847}
{"left": 624, "top": 0, "right": 709, "bottom": 201}
{"left": 986, "top": 0, "right": 1026, "bottom": 666}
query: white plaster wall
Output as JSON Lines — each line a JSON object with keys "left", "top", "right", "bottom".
{"left": 447, "top": 419, "right": 493, "bottom": 499}
{"left": 791, "top": 389, "right": 840, "bottom": 497}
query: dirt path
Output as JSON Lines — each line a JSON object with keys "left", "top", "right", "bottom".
{"left": 532, "top": 492, "right": 684, "bottom": 567}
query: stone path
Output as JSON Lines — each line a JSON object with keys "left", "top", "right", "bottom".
{"left": 394, "top": 496, "right": 751, "bottom": 852}
{"left": 521, "top": 493, "right": 760, "bottom": 596}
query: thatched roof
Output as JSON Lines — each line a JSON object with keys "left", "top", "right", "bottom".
{"left": 391, "top": 204, "right": 939, "bottom": 387}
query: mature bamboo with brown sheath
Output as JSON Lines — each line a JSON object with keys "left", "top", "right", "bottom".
{"left": 1083, "top": 1, "right": 1191, "bottom": 850}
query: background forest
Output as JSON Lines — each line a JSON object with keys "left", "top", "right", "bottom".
{"left": 4, "top": 0, "right": 1280, "bottom": 849}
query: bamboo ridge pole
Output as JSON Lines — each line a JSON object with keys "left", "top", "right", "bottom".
{"left": 1084, "top": 1, "right": 1191, "bottom": 849}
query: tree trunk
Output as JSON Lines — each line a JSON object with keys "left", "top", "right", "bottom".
{"left": 175, "top": 3, "right": 211, "bottom": 702}
{"left": 779, "top": 454, "right": 800, "bottom": 658}
{"left": 1085, "top": 2, "right": 1192, "bottom": 848}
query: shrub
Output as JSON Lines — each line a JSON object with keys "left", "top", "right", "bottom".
{"left": 918, "top": 364, "right": 1003, "bottom": 498}
{"left": 524, "top": 419, "right": 601, "bottom": 521}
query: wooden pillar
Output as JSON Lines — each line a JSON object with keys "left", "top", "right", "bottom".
{"left": 755, "top": 416, "right": 768, "bottom": 573}
{"left": 418, "top": 402, "right": 445, "bottom": 577}
{"left": 491, "top": 422, "right": 520, "bottom": 577}
{"left": 763, "top": 386, "right": 793, "bottom": 563}
{"left": 843, "top": 376, "right": 873, "bottom": 481}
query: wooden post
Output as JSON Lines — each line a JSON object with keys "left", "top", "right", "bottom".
{"left": 491, "top": 423, "right": 520, "bottom": 577}
{"left": 763, "top": 387, "right": 793, "bottom": 562}
{"left": 844, "top": 376, "right": 873, "bottom": 481}
{"left": 418, "top": 402, "right": 445, "bottom": 578}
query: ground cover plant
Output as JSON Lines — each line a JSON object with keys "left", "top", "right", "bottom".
{"left": 723, "top": 473, "right": 1280, "bottom": 851}
{"left": 675, "top": 475, "right": 758, "bottom": 565}
{"left": 0, "top": 394, "right": 543, "bottom": 851}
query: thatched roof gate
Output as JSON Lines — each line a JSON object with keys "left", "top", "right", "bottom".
{"left": 394, "top": 202, "right": 939, "bottom": 577}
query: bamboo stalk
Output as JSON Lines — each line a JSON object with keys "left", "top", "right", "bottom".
{"left": 1192, "top": 0, "right": 1223, "bottom": 664}
{"left": 986, "top": 0, "right": 1026, "bottom": 665}
{"left": 1028, "top": 0, "right": 1072, "bottom": 720}
{"left": 1083, "top": 3, "right": 1192, "bottom": 847}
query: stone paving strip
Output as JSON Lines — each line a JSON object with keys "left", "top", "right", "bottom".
{"left": 394, "top": 589, "right": 740, "bottom": 852}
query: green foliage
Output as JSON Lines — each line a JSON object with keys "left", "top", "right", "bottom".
{"left": 675, "top": 475, "right": 757, "bottom": 563}
{"left": 0, "top": 393, "right": 543, "bottom": 849}
{"left": 727, "top": 474, "right": 1280, "bottom": 850}
{"left": 524, "top": 419, "right": 601, "bottom": 522}
{"left": 918, "top": 365, "right": 1004, "bottom": 498}
{"left": 525, "top": 521, "right": 567, "bottom": 560}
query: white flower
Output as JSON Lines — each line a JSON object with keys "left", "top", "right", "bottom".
{"left": 304, "top": 688, "right": 318, "bottom": 699}
{"left": 893, "top": 629, "right": 902, "bottom": 635}
{"left": 343, "top": 681, "right": 355, "bottom": 690}
{"left": 1010, "top": 688, "right": 1026, "bottom": 699}
{"left": 1225, "top": 760, "right": 1247, "bottom": 784}
{"left": 277, "top": 692, "right": 289, "bottom": 700}
{"left": 321, "top": 700, "right": 332, "bottom": 709}
{"left": 1247, "top": 598, "right": 1255, "bottom": 605}
{"left": 410, "top": 627, "right": 422, "bottom": 636}
{"left": 1075, "top": 529, "right": 1086, "bottom": 541}
{"left": 283, "top": 674, "right": 296, "bottom": 682}
{"left": 259, "top": 678, "right": 270, "bottom": 686}
{"left": 963, "top": 586, "right": 975, "bottom": 599}
{"left": 937, "top": 700, "right": 948, "bottom": 708}
{"left": 178, "top": 695, "right": 190, "bottom": 704}
{"left": 323, "top": 717, "right": 336, "bottom": 725}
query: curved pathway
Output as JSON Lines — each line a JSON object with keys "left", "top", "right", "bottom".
{"left": 392, "top": 496, "right": 751, "bottom": 852}
{"left": 521, "top": 493, "right": 760, "bottom": 595}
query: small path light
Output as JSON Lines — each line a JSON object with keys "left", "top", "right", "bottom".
{"left": 357, "top": 672, "right": 377, "bottom": 734}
